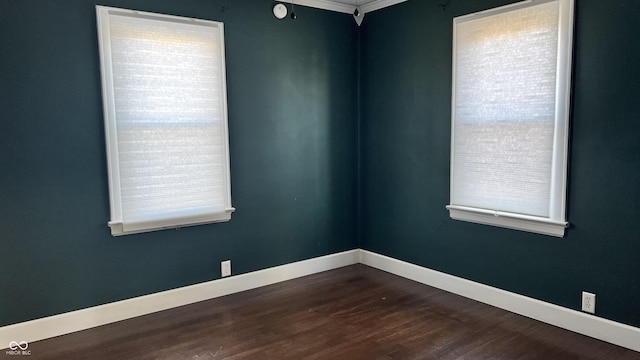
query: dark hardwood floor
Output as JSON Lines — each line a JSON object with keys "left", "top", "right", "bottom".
{"left": 10, "top": 264, "right": 640, "bottom": 359}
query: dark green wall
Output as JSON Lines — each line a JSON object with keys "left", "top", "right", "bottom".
{"left": 2, "top": 0, "right": 639, "bottom": 332}
{"left": 360, "top": 0, "right": 640, "bottom": 328}
{"left": 0, "top": 0, "right": 358, "bottom": 326}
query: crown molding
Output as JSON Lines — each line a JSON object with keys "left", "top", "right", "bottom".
{"left": 360, "top": 0, "right": 408, "bottom": 13}
{"left": 280, "top": 0, "right": 354, "bottom": 14}
{"left": 279, "top": 0, "right": 408, "bottom": 15}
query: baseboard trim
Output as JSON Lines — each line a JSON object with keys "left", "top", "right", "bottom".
{"left": 3, "top": 249, "right": 639, "bottom": 353}
{"left": 0, "top": 249, "right": 359, "bottom": 347}
{"left": 358, "top": 249, "right": 640, "bottom": 353}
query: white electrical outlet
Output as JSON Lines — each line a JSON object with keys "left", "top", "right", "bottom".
{"left": 582, "top": 291, "right": 595, "bottom": 314}
{"left": 221, "top": 260, "right": 231, "bottom": 277}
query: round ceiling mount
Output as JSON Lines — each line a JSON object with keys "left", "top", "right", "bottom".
{"left": 273, "top": 3, "right": 288, "bottom": 19}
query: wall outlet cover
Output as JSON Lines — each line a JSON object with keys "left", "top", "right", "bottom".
{"left": 221, "top": 260, "right": 231, "bottom": 277}
{"left": 582, "top": 291, "right": 595, "bottom": 314}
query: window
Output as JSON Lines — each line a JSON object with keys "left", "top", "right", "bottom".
{"left": 447, "top": 0, "right": 574, "bottom": 237}
{"left": 96, "top": 6, "right": 234, "bottom": 236}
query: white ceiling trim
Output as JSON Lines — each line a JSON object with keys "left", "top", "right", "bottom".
{"left": 280, "top": 0, "right": 353, "bottom": 14}
{"left": 360, "top": 0, "right": 408, "bottom": 13}
{"left": 279, "top": 0, "right": 408, "bottom": 15}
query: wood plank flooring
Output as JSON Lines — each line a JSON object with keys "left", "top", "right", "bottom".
{"left": 11, "top": 264, "right": 640, "bottom": 359}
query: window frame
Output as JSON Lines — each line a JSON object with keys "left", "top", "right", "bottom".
{"left": 96, "top": 6, "right": 234, "bottom": 236}
{"left": 446, "top": 0, "right": 575, "bottom": 237}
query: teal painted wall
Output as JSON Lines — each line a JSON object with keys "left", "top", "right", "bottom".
{"left": 2, "top": 0, "right": 639, "bottom": 332}
{"left": 360, "top": 0, "right": 640, "bottom": 328}
{"left": 0, "top": 0, "right": 358, "bottom": 326}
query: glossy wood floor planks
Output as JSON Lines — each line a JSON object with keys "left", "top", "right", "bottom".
{"left": 24, "top": 264, "right": 640, "bottom": 359}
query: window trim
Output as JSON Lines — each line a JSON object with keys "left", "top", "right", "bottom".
{"left": 96, "top": 6, "right": 234, "bottom": 236}
{"left": 447, "top": 0, "right": 574, "bottom": 237}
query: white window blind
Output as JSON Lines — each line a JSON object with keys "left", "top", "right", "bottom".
{"left": 447, "top": 0, "right": 574, "bottom": 237}
{"left": 96, "top": 6, "right": 234, "bottom": 236}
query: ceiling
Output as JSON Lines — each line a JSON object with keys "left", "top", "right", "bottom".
{"left": 280, "top": 0, "right": 408, "bottom": 15}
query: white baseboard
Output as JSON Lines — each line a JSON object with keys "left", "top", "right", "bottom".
{"left": 2, "top": 248, "right": 639, "bottom": 353}
{"left": 358, "top": 249, "right": 640, "bottom": 353}
{"left": 0, "top": 249, "right": 359, "bottom": 348}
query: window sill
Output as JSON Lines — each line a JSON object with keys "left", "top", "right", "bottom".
{"left": 446, "top": 205, "right": 568, "bottom": 237}
{"left": 108, "top": 208, "right": 235, "bottom": 236}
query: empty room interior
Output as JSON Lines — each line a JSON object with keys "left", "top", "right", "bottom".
{"left": 1, "top": 0, "right": 640, "bottom": 358}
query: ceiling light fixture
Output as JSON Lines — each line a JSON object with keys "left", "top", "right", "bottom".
{"left": 273, "top": 3, "right": 287, "bottom": 19}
